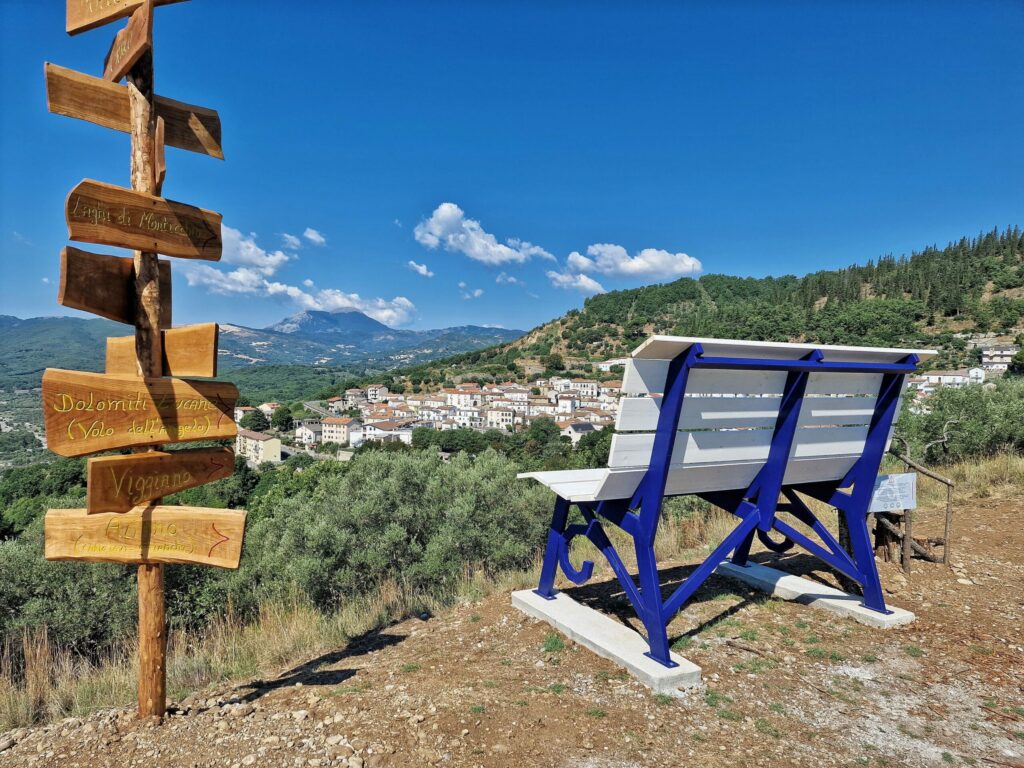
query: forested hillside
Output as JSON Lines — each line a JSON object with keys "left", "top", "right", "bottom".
{"left": 382, "top": 227, "right": 1023, "bottom": 390}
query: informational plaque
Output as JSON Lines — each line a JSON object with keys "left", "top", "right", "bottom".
{"left": 869, "top": 472, "right": 917, "bottom": 513}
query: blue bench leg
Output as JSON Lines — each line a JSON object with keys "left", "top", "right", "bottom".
{"left": 635, "top": 539, "right": 676, "bottom": 668}
{"left": 842, "top": 509, "right": 891, "bottom": 614}
{"left": 730, "top": 528, "right": 757, "bottom": 567}
{"left": 536, "top": 497, "right": 570, "bottom": 599}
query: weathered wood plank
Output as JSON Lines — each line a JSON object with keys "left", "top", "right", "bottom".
{"left": 45, "top": 506, "right": 245, "bottom": 569}
{"left": 41, "top": 369, "right": 237, "bottom": 457}
{"left": 44, "top": 63, "right": 223, "bottom": 159}
{"left": 66, "top": 0, "right": 187, "bottom": 36}
{"left": 66, "top": 179, "right": 222, "bottom": 260}
{"left": 58, "top": 246, "right": 171, "bottom": 327}
{"left": 106, "top": 323, "right": 218, "bottom": 378}
{"left": 86, "top": 447, "right": 234, "bottom": 513}
{"left": 102, "top": 0, "right": 151, "bottom": 82}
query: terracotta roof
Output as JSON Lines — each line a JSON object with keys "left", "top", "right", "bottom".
{"left": 365, "top": 419, "right": 416, "bottom": 431}
{"left": 238, "top": 429, "right": 275, "bottom": 442}
{"left": 323, "top": 417, "right": 358, "bottom": 425}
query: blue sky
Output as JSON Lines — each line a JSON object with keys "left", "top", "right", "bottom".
{"left": 1, "top": 1, "right": 1022, "bottom": 332}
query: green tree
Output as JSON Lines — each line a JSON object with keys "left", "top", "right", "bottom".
{"left": 241, "top": 409, "right": 270, "bottom": 432}
{"left": 1009, "top": 349, "right": 1024, "bottom": 377}
{"left": 271, "top": 406, "right": 294, "bottom": 432}
{"left": 541, "top": 353, "right": 564, "bottom": 371}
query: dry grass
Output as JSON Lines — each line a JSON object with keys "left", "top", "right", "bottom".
{"left": 1, "top": 452, "right": 1017, "bottom": 732}
{"left": 0, "top": 581, "right": 465, "bottom": 732}
{"left": 915, "top": 452, "right": 1024, "bottom": 505}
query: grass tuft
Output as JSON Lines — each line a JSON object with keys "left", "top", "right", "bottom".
{"left": 542, "top": 634, "right": 566, "bottom": 653}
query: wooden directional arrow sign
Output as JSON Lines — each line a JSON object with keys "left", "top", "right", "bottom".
{"left": 45, "top": 63, "right": 223, "bottom": 159}
{"left": 66, "top": 179, "right": 222, "bottom": 260}
{"left": 86, "top": 447, "right": 234, "bottom": 513}
{"left": 102, "top": 0, "right": 152, "bottom": 82}
{"left": 106, "top": 323, "right": 218, "bottom": 378}
{"left": 42, "top": 369, "right": 237, "bottom": 457}
{"left": 58, "top": 246, "right": 172, "bottom": 327}
{"left": 45, "top": 506, "right": 245, "bottom": 569}
{"left": 66, "top": 0, "right": 188, "bottom": 36}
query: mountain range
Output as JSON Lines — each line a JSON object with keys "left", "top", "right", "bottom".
{"left": 0, "top": 310, "right": 523, "bottom": 389}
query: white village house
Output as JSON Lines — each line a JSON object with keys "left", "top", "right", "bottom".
{"left": 981, "top": 345, "right": 1019, "bottom": 373}
{"left": 295, "top": 421, "right": 323, "bottom": 446}
{"left": 322, "top": 416, "right": 360, "bottom": 446}
{"left": 236, "top": 429, "right": 282, "bottom": 464}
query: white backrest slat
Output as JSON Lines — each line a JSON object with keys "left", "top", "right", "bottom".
{"left": 616, "top": 393, "right": 898, "bottom": 433}
{"left": 588, "top": 455, "right": 864, "bottom": 500}
{"left": 608, "top": 425, "right": 885, "bottom": 470}
{"left": 659, "top": 455, "right": 859, "bottom": 497}
{"left": 687, "top": 369, "right": 788, "bottom": 395}
{"left": 621, "top": 358, "right": 670, "bottom": 395}
{"left": 621, "top": 364, "right": 887, "bottom": 399}
{"left": 806, "top": 372, "right": 882, "bottom": 396}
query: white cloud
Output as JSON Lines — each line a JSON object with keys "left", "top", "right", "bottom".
{"left": 303, "top": 227, "right": 327, "bottom": 246}
{"left": 393, "top": 219, "right": 403, "bottom": 228}
{"left": 414, "top": 202, "right": 554, "bottom": 265}
{"left": 407, "top": 260, "right": 434, "bottom": 278}
{"left": 546, "top": 270, "right": 606, "bottom": 295}
{"left": 461, "top": 287, "right": 484, "bottom": 300}
{"left": 41, "top": 277, "right": 50, "bottom": 284}
{"left": 182, "top": 228, "right": 415, "bottom": 326}
{"left": 281, "top": 232, "right": 302, "bottom": 249}
{"left": 457, "top": 281, "right": 467, "bottom": 289}
{"left": 567, "top": 243, "right": 702, "bottom": 278}
{"left": 222, "top": 226, "right": 291, "bottom": 275}
{"left": 496, "top": 272, "right": 521, "bottom": 285}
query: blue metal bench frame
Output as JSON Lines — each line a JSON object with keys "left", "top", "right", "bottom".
{"left": 535, "top": 342, "right": 919, "bottom": 667}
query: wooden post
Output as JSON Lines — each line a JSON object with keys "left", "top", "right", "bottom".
{"left": 943, "top": 484, "right": 953, "bottom": 565}
{"left": 901, "top": 507, "right": 912, "bottom": 574}
{"left": 127, "top": 46, "right": 166, "bottom": 721}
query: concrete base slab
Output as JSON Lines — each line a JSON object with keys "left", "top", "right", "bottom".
{"left": 715, "top": 561, "right": 916, "bottom": 628}
{"left": 511, "top": 589, "right": 702, "bottom": 694}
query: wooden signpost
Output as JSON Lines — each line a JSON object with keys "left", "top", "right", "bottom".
{"left": 67, "top": 0, "right": 186, "bottom": 35}
{"left": 41, "top": 369, "right": 237, "bottom": 457}
{"left": 103, "top": 0, "right": 151, "bottom": 82}
{"left": 58, "top": 246, "right": 172, "bottom": 327}
{"left": 45, "top": 505, "right": 246, "bottom": 568}
{"left": 66, "top": 179, "right": 222, "bottom": 259}
{"left": 43, "top": 0, "right": 243, "bottom": 721}
{"left": 45, "top": 63, "right": 224, "bottom": 159}
{"left": 106, "top": 323, "right": 218, "bottom": 377}
{"left": 86, "top": 447, "right": 234, "bottom": 513}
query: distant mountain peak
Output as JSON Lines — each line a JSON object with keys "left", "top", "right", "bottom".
{"left": 266, "top": 309, "right": 390, "bottom": 336}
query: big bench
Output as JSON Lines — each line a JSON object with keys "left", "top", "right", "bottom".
{"left": 519, "top": 336, "right": 936, "bottom": 667}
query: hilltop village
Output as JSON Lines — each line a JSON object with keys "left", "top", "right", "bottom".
{"left": 235, "top": 369, "right": 625, "bottom": 463}
{"left": 234, "top": 344, "right": 1019, "bottom": 465}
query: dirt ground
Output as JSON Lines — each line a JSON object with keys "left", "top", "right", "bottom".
{"left": 2, "top": 497, "right": 1022, "bottom": 768}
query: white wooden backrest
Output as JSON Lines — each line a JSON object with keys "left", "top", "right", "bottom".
{"left": 611, "top": 336, "right": 936, "bottom": 493}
